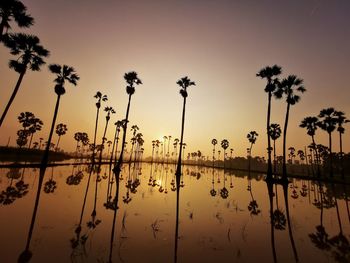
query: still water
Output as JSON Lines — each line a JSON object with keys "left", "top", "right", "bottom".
{"left": 0, "top": 162, "right": 349, "bottom": 262}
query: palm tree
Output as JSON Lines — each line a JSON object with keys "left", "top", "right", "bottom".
{"left": 247, "top": 131, "right": 258, "bottom": 156}
{"left": 269, "top": 123, "right": 281, "bottom": 174}
{"left": 274, "top": 75, "right": 306, "bottom": 179}
{"left": 41, "top": 64, "right": 79, "bottom": 167}
{"left": 175, "top": 76, "right": 196, "bottom": 180}
{"left": 98, "top": 106, "right": 115, "bottom": 164}
{"left": 211, "top": 139, "right": 217, "bottom": 165}
{"left": 317, "top": 108, "right": 338, "bottom": 177}
{"left": 129, "top": 125, "right": 139, "bottom": 162}
{"left": 113, "top": 72, "right": 142, "bottom": 176}
{"left": 92, "top": 92, "right": 108, "bottom": 162}
{"left": 300, "top": 116, "right": 320, "bottom": 175}
{"left": 110, "top": 120, "right": 123, "bottom": 164}
{"left": 0, "top": 0, "right": 34, "bottom": 41}
{"left": 288, "top": 147, "right": 296, "bottom": 164}
{"left": 27, "top": 117, "right": 43, "bottom": 149}
{"left": 256, "top": 65, "right": 282, "bottom": 180}
{"left": 0, "top": 33, "right": 49, "bottom": 127}
{"left": 221, "top": 139, "right": 229, "bottom": 169}
{"left": 55, "top": 123, "right": 67, "bottom": 151}
{"left": 334, "top": 110, "right": 349, "bottom": 178}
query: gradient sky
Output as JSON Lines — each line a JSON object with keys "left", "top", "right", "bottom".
{"left": 1, "top": 0, "right": 350, "bottom": 158}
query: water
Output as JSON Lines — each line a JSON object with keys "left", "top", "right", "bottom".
{"left": 0, "top": 163, "right": 349, "bottom": 262}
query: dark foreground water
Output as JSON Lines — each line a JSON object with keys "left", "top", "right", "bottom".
{"left": 0, "top": 162, "right": 349, "bottom": 262}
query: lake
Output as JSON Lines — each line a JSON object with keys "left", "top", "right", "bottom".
{"left": 0, "top": 162, "right": 349, "bottom": 262}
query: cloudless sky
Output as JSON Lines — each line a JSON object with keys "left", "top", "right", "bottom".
{"left": 1, "top": 0, "right": 350, "bottom": 158}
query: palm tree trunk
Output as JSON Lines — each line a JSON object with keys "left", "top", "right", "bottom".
{"left": 92, "top": 107, "right": 100, "bottom": 163}
{"left": 328, "top": 132, "right": 333, "bottom": 177}
{"left": 99, "top": 118, "right": 109, "bottom": 164}
{"left": 0, "top": 69, "right": 27, "bottom": 127}
{"left": 174, "top": 181, "right": 180, "bottom": 263}
{"left": 273, "top": 140, "right": 277, "bottom": 175}
{"left": 55, "top": 136, "right": 61, "bottom": 152}
{"left": 28, "top": 133, "right": 34, "bottom": 149}
{"left": 41, "top": 95, "right": 61, "bottom": 167}
{"left": 114, "top": 94, "right": 132, "bottom": 175}
{"left": 110, "top": 126, "right": 118, "bottom": 163}
{"left": 176, "top": 97, "right": 187, "bottom": 184}
{"left": 282, "top": 102, "right": 291, "bottom": 180}
{"left": 339, "top": 132, "right": 344, "bottom": 179}
{"left": 266, "top": 91, "right": 273, "bottom": 180}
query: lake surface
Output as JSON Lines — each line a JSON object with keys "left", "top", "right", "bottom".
{"left": 0, "top": 162, "right": 349, "bottom": 262}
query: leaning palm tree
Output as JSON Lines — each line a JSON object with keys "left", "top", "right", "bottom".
{"left": 92, "top": 92, "right": 108, "bottom": 163}
{"left": 317, "top": 108, "right": 338, "bottom": 177}
{"left": 175, "top": 76, "right": 196, "bottom": 180}
{"left": 41, "top": 64, "right": 79, "bottom": 167}
{"left": 300, "top": 116, "right": 320, "bottom": 175}
{"left": 113, "top": 72, "right": 142, "bottom": 175}
{"left": 0, "top": 33, "right": 49, "bottom": 127}
{"left": 274, "top": 75, "right": 306, "bottom": 179}
{"left": 55, "top": 123, "right": 67, "bottom": 151}
{"left": 257, "top": 65, "right": 282, "bottom": 180}
{"left": 269, "top": 123, "right": 281, "bottom": 174}
{"left": 0, "top": 0, "right": 34, "bottom": 41}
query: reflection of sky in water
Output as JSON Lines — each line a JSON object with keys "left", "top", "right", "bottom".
{"left": 0, "top": 163, "right": 349, "bottom": 262}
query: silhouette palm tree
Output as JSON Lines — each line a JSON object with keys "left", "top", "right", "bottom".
{"left": 269, "top": 123, "right": 281, "bottom": 174}
{"left": 41, "top": 64, "right": 79, "bottom": 167}
{"left": 129, "top": 125, "right": 139, "bottom": 162}
{"left": 257, "top": 65, "right": 282, "bottom": 180}
{"left": 0, "top": 33, "right": 49, "bottom": 127}
{"left": 27, "top": 117, "right": 43, "bottom": 149}
{"left": 113, "top": 72, "right": 142, "bottom": 177}
{"left": 317, "top": 108, "right": 338, "bottom": 177}
{"left": 98, "top": 106, "right": 115, "bottom": 164}
{"left": 175, "top": 76, "right": 196, "bottom": 180}
{"left": 334, "top": 110, "right": 349, "bottom": 178}
{"left": 274, "top": 75, "right": 306, "bottom": 179}
{"left": 221, "top": 139, "right": 229, "bottom": 169}
{"left": 55, "top": 123, "right": 67, "bottom": 151}
{"left": 110, "top": 120, "right": 123, "bottom": 164}
{"left": 92, "top": 92, "right": 108, "bottom": 162}
{"left": 247, "top": 131, "right": 258, "bottom": 172}
{"left": 300, "top": 116, "right": 320, "bottom": 175}
{"left": 0, "top": 0, "right": 34, "bottom": 41}
{"left": 211, "top": 139, "right": 217, "bottom": 165}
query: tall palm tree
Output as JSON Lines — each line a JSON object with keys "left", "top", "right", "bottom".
{"left": 55, "top": 123, "right": 67, "bottom": 151}
{"left": 269, "top": 123, "right": 281, "bottom": 174}
{"left": 129, "top": 125, "right": 139, "bottom": 162}
{"left": 174, "top": 76, "right": 195, "bottom": 262}
{"left": 0, "top": 0, "right": 34, "bottom": 41}
{"left": 0, "top": 33, "right": 49, "bottom": 127}
{"left": 110, "top": 120, "right": 123, "bottom": 164}
{"left": 98, "top": 106, "right": 115, "bottom": 164}
{"left": 92, "top": 92, "right": 108, "bottom": 163}
{"left": 221, "top": 139, "right": 229, "bottom": 170}
{"left": 274, "top": 75, "right": 306, "bottom": 179}
{"left": 334, "top": 110, "right": 349, "bottom": 178}
{"left": 175, "top": 76, "right": 196, "bottom": 180}
{"left": 41, "top": 64, "right": 79, "bottom": 167}
{"left": 113, "top": 72, "right": 142, "bottom": 177}
{"left": 247, "top": 131, "right": 258, "bottom": 156}
{"left": 211, "top": 139, "right": 217, "bottom": 165}
{"left": 317, "top": 108, "right": 338, "bottom": 177}
{"left": 300, "top": 116, "right": 320, "bottom": 175}
{"left": 256, "top": 65, "right": 282, "bottom": 180}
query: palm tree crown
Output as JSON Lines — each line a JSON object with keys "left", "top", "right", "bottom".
{"left": 125, "top": 71, "right": 142, "bottom": 95}
{"left": 94, "top": 91, "right": 108, "bottom": 109}
{"left": 274, "top": 75, "right": 306, "bottom": 104}
{"left": 256, "top": 65, "right": 282, "bottom": 92}
{"left": 300, "top": 116, "right": 319, "bottom": 137}
{"left": 317, "top": 108, "right": 337, "bottom": 134}
{"left": 55, "top": 123, "right": 67, "bottom": 136}
{"left": 268, "top": 123, "right": 281, "bottom": 141}
{"left": 334, "top": 110, "right": 349, "bottom": 134}
{"left": 0, "top": 0, "right": 34, "bottom": 38}
{"left": 49, "top": 64, "right": 79, "bottom": 95}
{"left": 4, "top": 33, "right": 49, "bottom": 72}
{"left": 247, "top": 131, "right": 258, "bottom": 145}
{"left": 177, "top": 76, "right": 196, "bottom": 98}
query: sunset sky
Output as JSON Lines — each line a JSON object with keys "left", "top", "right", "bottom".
{"left": 1, "top": 0, "right": 349, "bottom": 158}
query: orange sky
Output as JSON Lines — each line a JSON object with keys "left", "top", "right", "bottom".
{"left": 1, "top": 0, "right": 350, "bottom": 158}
